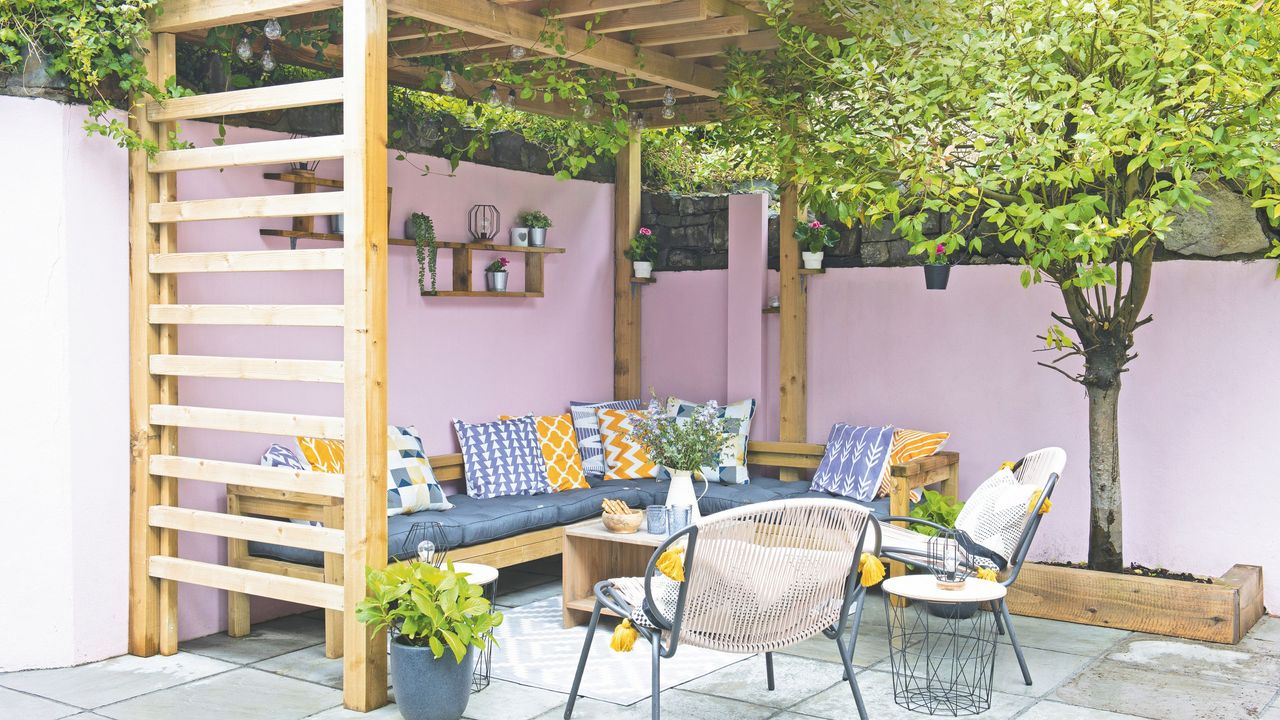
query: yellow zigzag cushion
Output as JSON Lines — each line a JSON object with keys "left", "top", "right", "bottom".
{"left": 876, "top": 428, "right": 950, "bottom": 498}
{"left": 597, "top": 408, "right": 659, "bottom": 481}
{"left": 502, "top": 413, "right": 588, "bottom": 491}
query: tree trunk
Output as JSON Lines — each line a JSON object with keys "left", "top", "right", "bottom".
{"left": 1086, "top": 381, "right": 1123, "bottom": 572}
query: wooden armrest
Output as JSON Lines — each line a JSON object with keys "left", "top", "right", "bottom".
{"left": 889, "top": 451, "right": 959, "bottom": 477}
{"left": 746, "top": 440, "right": 826, "bottom": 470}
{"left": 427, "top": 452, "right": 466, "bottom": 483}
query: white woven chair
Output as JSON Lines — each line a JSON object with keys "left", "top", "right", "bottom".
{"left": 879, "top": 446, "right": 1067, "bottom": 686}
{"left": 565, "top": 499, "right": 882, "bottom": 720}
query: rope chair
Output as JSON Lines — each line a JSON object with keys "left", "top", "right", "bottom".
{"left": 879, "top": 446, "right": 1067, "bottom": 686}
{"left": 565, "top": 499, "right": 883, "bottom": 720}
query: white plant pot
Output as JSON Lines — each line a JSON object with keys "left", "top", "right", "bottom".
{"left": 801, "top": 251, "right": 824, "bottom": 270}
{"left": 633, "top": 261, "right": 653, "bottom": 279}
{"left": 665, "top": 469, "right": 704, "bottom": 522}
{"left": 510, "top": 227, "right": 530, "bottom": 247}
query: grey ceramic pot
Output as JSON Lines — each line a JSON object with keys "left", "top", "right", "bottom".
{"left": 485, "top": 270, "right": 508, "bottom": 292}
{"left": 390, "top": 640, "right": 476, "bottom": 720}
{"left": 528, "top": 227, "right": 547, "bottom": 247}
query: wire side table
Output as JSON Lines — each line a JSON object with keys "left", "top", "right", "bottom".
{"left": 882, "top": 575, "right": 1006, "bottom": 716}
{"left": 452, "top": 562, "right": 499, "bottom": 693}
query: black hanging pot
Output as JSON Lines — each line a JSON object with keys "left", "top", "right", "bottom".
{"left": 923, "top": 264, "right": 951, "bottom": 290}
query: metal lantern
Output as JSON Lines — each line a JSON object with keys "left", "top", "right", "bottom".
{"left": 927, "top": 528, "right": 972, "bottom": 590}
{"left": 468, "top": 204, "right": 500, "bottom": 241}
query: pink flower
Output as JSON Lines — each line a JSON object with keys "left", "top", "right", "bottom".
{"left": 638, "top": 227, "right": 652, "bottom": 236}
{"left": 935, "top": 243, "right": 946, "bottom": 255}
{"left": 809, "top": 220, "right": 823, "bottom": 229}
{"left": 499, "top": 257, "right": 510, "bottom": 268}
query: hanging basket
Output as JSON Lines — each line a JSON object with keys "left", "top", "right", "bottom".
{"left": 924, "top": 264, "right": 951, "bottom": 290}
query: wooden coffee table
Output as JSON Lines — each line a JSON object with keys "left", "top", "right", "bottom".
{"left": 561, "top": 517, "right": 667, "bottom": 628}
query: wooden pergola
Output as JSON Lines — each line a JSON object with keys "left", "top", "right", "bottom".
{"left": 128, "top": 0, "right": 828, "bottom": 710}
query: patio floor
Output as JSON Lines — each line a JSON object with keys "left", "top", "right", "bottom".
{"left": 3, "top": 559, "right": 1277, "bottom": 720}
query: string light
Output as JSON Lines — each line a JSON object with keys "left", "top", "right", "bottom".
{"left": 439, "top": 66, "right": 456, "bottom": 93}
{"left": 504, "top": 88, "right": 517, "bottom": 110}
{"left": 509, "top": 46, "right": 527, "bottom": 60}
{"left": 662, "top": 86, "right": 676, "bottom": 106}
{"left": 260, "top": 46, "right": 276, "bottom": 72}
{"left": 631, "top": 111, "right": 646, "bottom": 131}
{"left": 662, "top": 104, "right": 675, "bottom": 120}
{"left": 236, "top": 35, "right": 253, "bottom": 62}
{"left": 263, "top": 18, "right": 283, "bottom": 40}
{"left": 580, "top": 98, "right": 595, "bottom": 119}
{"left": 485, "top": 84, "right": 502, "bottom": 107}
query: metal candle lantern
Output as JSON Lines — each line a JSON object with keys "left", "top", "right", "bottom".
{"left": 468, "top": 204, "right": 500, "bottom": 241}
{"left": 928, "top": 528, "right": 973, "bottom": 590}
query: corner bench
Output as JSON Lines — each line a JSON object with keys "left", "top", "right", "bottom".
{"left": 225, "top": 441, "right": 958, "bottom": 657}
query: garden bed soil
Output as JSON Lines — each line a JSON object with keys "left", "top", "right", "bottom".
{"left": 1005, "top": 562, "right": 1264, "bottom": 644}
{"left": 1041, "top": 561, "right": 1214, "bottom": 584}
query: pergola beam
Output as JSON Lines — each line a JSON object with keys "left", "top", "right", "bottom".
{"left": 508, "top": 0, "right": 677, "bottom": 18}
{"left": 386, "top": 0, "right": 724, "bottom": 95}
{"left": 151, "top": 0, "right": 341, "bottom": 33}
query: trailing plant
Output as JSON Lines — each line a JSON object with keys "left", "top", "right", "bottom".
{"left": 410, "top": 212, "right": 438, "bottom": 295}
{"left": 908, "top": 490, "right": 964, "bottom": 537}
{"left": 355, "top": 562, "right": 502, "bottom": 662}
{"left": 484, "top": 257, "right": 510, "bottom": 274}
{"left": 518, "top": 210, "right": 552, "bottom": 229}
{"left": 624, "top": 227, "right": 657, "bottom": 262}
{"left": 795, "top": 220, "right": 838, "bottom": 254}
{"left": 629, "top": 397, "right": 725, "bottom": 473}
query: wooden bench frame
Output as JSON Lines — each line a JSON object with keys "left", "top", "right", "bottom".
{"left": 226, "top": 441, "right": 959, "bottom": 657}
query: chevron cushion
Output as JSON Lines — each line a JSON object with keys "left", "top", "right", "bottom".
{"left": 664, "top": 397, "right": 756, "bottom": 484}
{"left": 453, "top": 415, "right": 551, "bottom": 499}
{"left": 810, "top": 424, "right": 896, "bottom": 502}
{"left": 597, "top": 408, "right": 659, "bottom": 481}
{"left": 876, "top": 428, "right": 950, "bottom": 498}
{"left": 570, "top": 399, "right": 643, "bottom": 475}
{"left": 387, "top": 425, "right": 453, "bottom": 513}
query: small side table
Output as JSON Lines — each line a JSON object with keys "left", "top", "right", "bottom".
{"left": 882, "top": 575, "right": 1006, "bottom": 716}
{"left": 452, "top": 562, "right": 499, "bottom": 693}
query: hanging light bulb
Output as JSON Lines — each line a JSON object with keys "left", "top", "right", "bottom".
{"left": 504, "top": 88, "right": 517, "bottom": 110}
{"left": 263, "top": 18, "right": 283, "bottom": 40}
{"left": 662, "top": 86, "right": 676, "bottom": 106}
{"left": 439, "top": 67, "right": 456, "bottom": 93}
{"left": 631, "top": 111, "right": 646, "bottom": 131}
{"left": 485, "top": 84, "right": 502, "bottom": 107}
{"left": 236, "top": 35, "right": 253, "bottom": 62}
{"left": 662, "top": 104, "right": 676, "bottom": 120}
{"left": 260, "top": 46, "right": 276, "bottom": 72}
{"left": 416, "top": 540, "right": 436, "bottom": 564}
{"left": 509, "top": 45, "right": 527, "bottom": 60}
{"left": 580, "top": 98, "right": 595, "bottom": 119}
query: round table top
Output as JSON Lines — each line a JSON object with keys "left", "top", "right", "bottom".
{"left": 881, "top": 574, "right": 1007, "bottom": 603}
{"left": 451, "top": 562, "right": 499, "bottom": 586}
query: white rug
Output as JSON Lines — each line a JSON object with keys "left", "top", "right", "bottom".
{"left": 489, "top": 597, "right": 745, "bottom": 705}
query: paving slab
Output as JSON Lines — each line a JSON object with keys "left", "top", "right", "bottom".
{"left": 0, "top": 653, "right": 235, "bottom": 709}
{"left": 254, "top": 645, "right": 343, "bottom": 688}
{"left": 95, "top": 668, "right": 339, "bottom": 720}
{"left": 773, "top": 626, "right": 889, "bottom": 668}
{"left": 493, "top": 569, "right": 560, "bottom": 593}
{"left": 305, "top": 703, "right": 405, "bottom": 719}
{"left": 183, "top": 613, "right": 324, "bottom": 664}
{"left": 1259, "top": 705, "right": 1280, "bottom": 720}
{"left": 1239, "top": 615, "right": 1280, "bottom": 657}
{"left": 638, "top": 688, "right": 775, "bottom": 720}
{"left": 0, "top": 686, "right": 81, "bottom": 720}
{"left": 1000, "top": 614, "right": 1131, "bottom": 656}
{"left": 1054, "top": 659, "right": 1275, "bottom": 720}
{"left": 1014, "top": 700, "right": 1152, "bottom": 719}
{"left": 789, "top": 669, "right": 1033, "bottom": 719}
{"left": 1105, "top": 634, "right": 1280, "bottom": 686}
{"left": 495, "top": 581, "right": 563, "bottom": 609}
{"left": 677, "top": 654, "right": 840, "bottom": 709}
{"left": 462, "top": 679, "right": 567, "bottom": 720}
{"left": 868, "top": 642, "right": 1089, "bottom": 698}
{"left": 528, "top": 696, "right": 634, "bottom": 720}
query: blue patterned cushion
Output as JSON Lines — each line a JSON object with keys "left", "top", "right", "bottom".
{"left": 453, "top": 415, "right": 551, "bottom": 499}
{"left": 810, "top": 424, "right": 896, "bottom": 501}
{"left": 260, "top": 444, "right": 320, "bottom": 526}
{"left": 569, "top": 399, "right": 643, "bottom": 475}
{"left": 665, "top": 398, "right": 757, "bottom": 484}
{"left": 387, "top": 425, "right": 452, "bottom": 514}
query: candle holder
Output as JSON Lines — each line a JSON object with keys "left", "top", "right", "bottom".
{"left": 927, "top": 528, "right": 972, "bottom": 590}
{"left": 468, "top": 204, "right": 500, "bottom": 242}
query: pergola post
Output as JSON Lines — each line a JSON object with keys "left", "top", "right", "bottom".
{"left": 341, "top": 0, "right": 389, "bottom": 709}
{"left": 614, "top": 130, "right": 642, "bottom": 399}
{"left": 777, "top": 183, "right": 807, "bottom": 480}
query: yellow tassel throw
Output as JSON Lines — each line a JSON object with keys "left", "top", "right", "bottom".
{"left": 1027, "top": 489, "right": 1052, "bottom": 515}
{"left": 976, "top": 567, "right": 998, "bottom": 582}
{"left": 999, "top": 461, "right": 1016, "bottom": 471}
{"left": 656, "top": 546, "right": 686, "bottom": 582}
{"left": 610, "top": 619, "right": 638, "bottom": 652}
{"left": 859, "top": 553, "right": 886, "bottom": 587}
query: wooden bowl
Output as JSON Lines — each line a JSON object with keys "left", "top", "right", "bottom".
{"left": 602, "top": 509, "right": 644, "bottom": 534}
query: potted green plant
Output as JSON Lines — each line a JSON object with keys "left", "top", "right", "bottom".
{"left": 629, "top": 397, "right": 725, "bottom": 522}
{"left": 484, "top": 256, "right": 510, "bottom": 292}
{"left": 924, "top": 242, "right": 951, "bottom": 289}
{"left": 624, "top": 227, "right": 658, "bottom": 279}
{"left": 355, "top": 562, "right": 503, "bottom": 720}
{"left": 406, "top": 212, "right": 438, "bottom": 295}
{"left": 795, "top": 220, "right": 839, "bottom": 269}
{"left": 518, "top": 210, "right": 553, "bottom": 247}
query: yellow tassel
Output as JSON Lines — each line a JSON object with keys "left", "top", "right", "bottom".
{"left": 859, "top": 553, "right": 886, "bottom": 587}
{"left": 1027, "top": 489, "right": 1052, "bottom": 515}
{"left": 656, "top": 547, "right": 686, "bottom": 582}
{"left": 999, "top": 461, "right": 1016, "bottom": 471}
{"left": 610, "top": 619, "right": 638, "bottom": 652}
{"left": 976, "top": 567, "right": 998, "bottom": 582}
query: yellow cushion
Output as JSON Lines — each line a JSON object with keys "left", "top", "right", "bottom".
{"left": 597, "top": 408, "right": 659, "bottom": 480}
{"left": 876, "top": 429, "right": 950, "bottom": 497}
{"left": 502, "top": 413, "right": 587, "bottom": 491}
{"left": 297, "top": 436, "right": 344, "bottom": 473}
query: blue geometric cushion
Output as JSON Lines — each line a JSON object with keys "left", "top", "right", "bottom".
{"left": 569, "top": 399, "right": 643, "bottom": 475}
{"left": 809, "top": 424, "right": 896, "bottom": 502}
{"left": 453, "top": 415, "right": 551, "bottom": 499}
{"left": 260, "top": 444, "right": 320, "bottom": 526}
{"left": 387, "top": 425, "right": 452, "bottom": 514}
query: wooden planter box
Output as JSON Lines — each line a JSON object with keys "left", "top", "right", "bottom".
{"left": 1006, "top": 562, "right": 1265, "bottom": 644}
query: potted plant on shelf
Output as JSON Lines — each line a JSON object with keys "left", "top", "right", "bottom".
{"left": 629, "top": 397, "right": 725, "bottom": 522}
{"left": 796, "top": 219, "right": 838, "bottom": 269}
{"left": 355, "top": 562, "right": 503, "bottom": 720}
{"left": 924, "top": 242, "right": 951, "bottom": 289}
{"left": 518, "top": 210, "right": 553, "bottom": 247}
{"left": 484, "top": 257, "right": 510, "bottom": 292}
{"left": 406, "top": 212, "right": 439, "bottom": 295}
{"left": 625, "top": 227, "right": 657, "bottom": 279}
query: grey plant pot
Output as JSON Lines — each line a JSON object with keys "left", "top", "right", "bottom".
{"left": 390, "top": 640, "right": 476, "bottom": 720}
{"left": 528, "top": 227, "right": 547, "bottom": 247}
{"left": 485, "top": 270, "right": 509, "bottom": 292}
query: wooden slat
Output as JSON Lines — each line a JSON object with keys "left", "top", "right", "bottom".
{"left": 422, "top": 291, "right": 543, "bottom": 298}
{"left": 632, "top": 15, "right": 748, "bottom": 46}
{"left": 507, "top": 0, "right": 675, "bottom": 18}
{"left": 747, "top": 440, "right": 826, "bottom": 457}
{"left": 659, "top": 28, "right": 777, "bottom": 58}
{"left": 150, "top": 405, "right": 344, "bottom": 439}
{"left": 149, "top": 556, "right": 343, "bottom": 610}
{"left": 152, "top": 455, "right": 344, "bottom": 497}
{"left": 591, "top": 0, "right": 708, "bottom": 32}
{"left": 149, "top": 506, "right": 345, "bottom": 554}
{"left": 427, "top": 453, "right": 466, "bottom": 482}
{"left": 147, "top": 78, "right": 344, "bottom": 122}
{"left": 613, "top": 130, "right": 642, "bottom": 398}
{"left": 777, "top": 183, "right": 806, "bottom": 481}
{"left": 228, "top": 484, "right": 344, "bottom": 506}
{"left": 238, "top": 496, "right": 329, "bottom": 524}
{"left": 889, "top": 451, "right": 961, "bottom": 477}
{"left": 260, "top": 230, "right": 566, "bottom": 253}
{"left": 149, "top": 304, "right": 345, "bottom": 326}
{"left": 149, "top": 135, "right": 345, "bottom": 173}
{"left": 151, "top": 249, "right": 344, "bottom": 273}
{"left": 241, "top": 555, "right": 327, "bottom": 582}
{"left": 151, "top": 0, "right": 343, "bottom": 33}
{"left": 265, "top": 171, "right": 346, "bottom": 188}
{"left": 150, "top": 354, "right": 345, "bottom": 383}
{"left": 149, "top": 191, "right": 345, "bottom": 223}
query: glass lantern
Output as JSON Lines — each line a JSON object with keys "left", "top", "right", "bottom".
{"left": 468, "top": 204, "right": 501, "bottom": 241}
{"left": 927, "top": 528, "right": 973, "bottom": 590}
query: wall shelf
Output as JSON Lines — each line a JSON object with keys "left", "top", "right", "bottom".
{"left": 799, "top": 267, "right": 826, "bottom": 275}
{"left": 630, "top": 277, "right": 656, "bottom": 285}
{"left": 423, "top": 291, "right": 542, "bottom": 298}
{"left": 763, "top": 306, "right": 781, "bottom": 314}
{"left": 260, "top": 229, "right": 566, "bottom": 254}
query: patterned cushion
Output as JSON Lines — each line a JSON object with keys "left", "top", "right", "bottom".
{"left": 665, "top": 398, "right": 756, "bottom": 484}
{"left": 387, "top": 425, "right": 452, "bottom": 514}
{"left": 503, "top": 413, "right": 588, "bottom": 491}
{"left": 876, "top": 428, "right": 950, "bottom": 497}
{"left": 597, "top": 408, "right": 659, "bottom": 480}
{"left": 453, "top": 415, "right": 551, "bottom": 499}
{"left": 809, "top": 424, "right": 895, "bottom": 502}
{"left": 262, "top": 444, "right": 319, "bottom": 527}
{"left": 955, "top": 468, "right": 1036, "bottom": 566}
{"left": 296, "top": 436, "right": 343, "bottom": 473}
{"left": 570, "top": 399, "right": 643, "bottom": 475}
